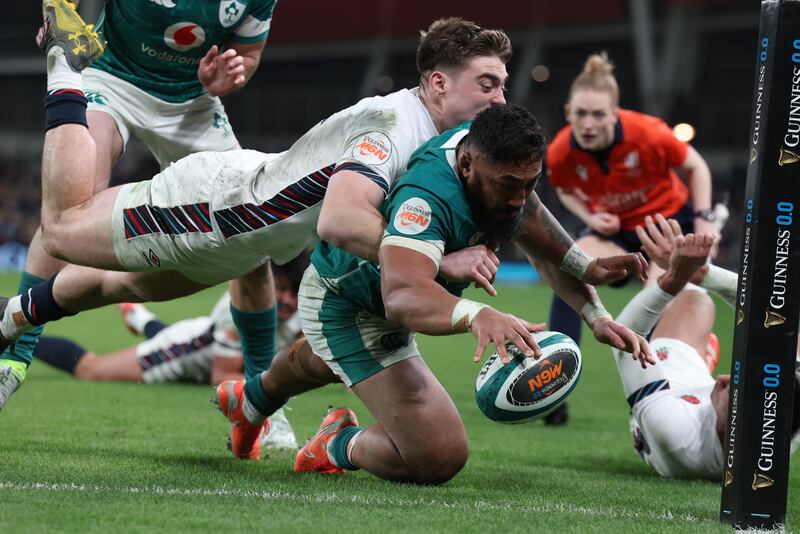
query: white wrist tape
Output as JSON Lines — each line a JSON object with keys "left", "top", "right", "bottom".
{"left": 561, "top": 244, "right": 593, "bottom": 279}
{"left": 451, "top": 299, "right": 489, "bottom": 331}
{"left": 699, "top": 264, "right": 738, "bottom": 309}
{"left": 580, "top": 301, "right": 611, "bottom": 326}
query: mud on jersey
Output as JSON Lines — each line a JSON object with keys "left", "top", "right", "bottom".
{"left": 93, "top": 0, "right": 276, "bottom": 103}
{"left": 310, "top": 122, "right": 490, "bottom": 315}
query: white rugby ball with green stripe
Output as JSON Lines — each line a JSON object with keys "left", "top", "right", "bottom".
{"left": 475, "top": 331, "right": 582, "bottom": 424}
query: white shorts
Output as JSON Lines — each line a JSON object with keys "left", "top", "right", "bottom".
{"left": 84, "top": 68, "right": 239, "bottom": 168}
{"left": 110, "top": 150, "right": 278, "bottom": 285}
{"left": 137, "top": 317, "right": 218, "bottom": 384}
{"left": 617, "top": 338, "right": 722, "bottom": 479}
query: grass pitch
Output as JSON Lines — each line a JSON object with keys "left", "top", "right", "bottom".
{"left": 0, "top": 273, "right": 797, "bottom": 533}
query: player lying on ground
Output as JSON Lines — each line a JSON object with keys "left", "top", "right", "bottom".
{"left": 33, "top": 254, "right": 306, "bottom": 386}
{"left": 543, "top": 52, "right": 721, "bottom": 425}
{"left": 614, "top": 215, "right": 800, "bottom": 478}
{"left": 215, "top": 104, "right": 655, "bottom": 485}
{"left": 0, "top": 9, "right": 648, "bottom": 444}
{"left": 2, "top": 0, "right": 276, "bottom": 401}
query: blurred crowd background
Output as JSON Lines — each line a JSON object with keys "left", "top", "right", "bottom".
{"left": 0, "top": 0, "right": 757, "bottom": 271}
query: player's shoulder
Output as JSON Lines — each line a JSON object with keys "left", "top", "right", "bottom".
{"left": 619, "top": 109, "right": 670, "bottom": 140}
{"left": 546, "top": 125, "right": 574, "bottom": 168}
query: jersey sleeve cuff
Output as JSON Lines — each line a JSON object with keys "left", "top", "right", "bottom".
{"left": 334, "top": 161, "right": 390, "bottom": 196}
{"left": 380, "top": 234, "right": 444, "bottom": 268}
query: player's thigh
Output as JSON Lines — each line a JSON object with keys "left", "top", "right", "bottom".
{"left": 575, "top": 234, "right": 627, "bottom": 258}
{"left": 87, "top": 110, "right": 124, "bottom": 192}
{"left": 75, "top": 348, "right": 142, "bottom": 382}
{"left": 352, "top": 357, "right": 468, "bottom": 470}
{"left": 43, "top": 186, "right": 122, "bottom": 269}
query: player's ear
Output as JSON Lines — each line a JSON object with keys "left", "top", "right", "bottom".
{"left": 428, "top": 70, "right": 447, "bottom": 97}
{"left": 563, "top": 103, "right": 571, "bottom": 122}
{"left": 457, "top": 147, "right": 473, "bottom": 178}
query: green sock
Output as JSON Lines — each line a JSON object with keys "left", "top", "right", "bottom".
{"left": 329, "top": 426, "right": 362, "bottom": 471}
{"left": 1, "top": 271, "right": 45, "bottom": 368}
{"left": 230, "top": 304, "right": 276, "bottom": 381}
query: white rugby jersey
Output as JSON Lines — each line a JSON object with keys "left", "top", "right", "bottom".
{"left": 209, "top": 87, "right": 438, "bottom": 265}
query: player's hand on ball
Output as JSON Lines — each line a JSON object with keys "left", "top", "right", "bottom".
{"left": 591, "top": 316, "right": 655, "bottom": 368}
{"left": 587, "top": 212, "right": 621, "bottom": 236}
{"left": 635, "top": 214, "right": 683, "bottom": 270}
{"left": 439, "top": 245, "right": 499, "bottom": 297}
{"left": 583, "top": 253, "right": 649, "bottom": 285}
{"left": 470, "top": 308, "right": 546, "bottom": 364}
{"left": 198, "top": 45, "right": 246, "bottom": 97}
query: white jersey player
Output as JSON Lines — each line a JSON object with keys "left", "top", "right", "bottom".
{"left": 615, "top": 216, "right": 800, "bottom": 479}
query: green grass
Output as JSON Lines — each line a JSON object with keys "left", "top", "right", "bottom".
{"left": 0, "top": 273, "right": 796, "bottom": 533}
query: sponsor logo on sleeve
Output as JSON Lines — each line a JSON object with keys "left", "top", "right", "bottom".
{"left": 164, "top": 22, "right": 206, "bottom": 52}
{"left": 219, "top": 0, "right": 246, "bottom": 27}
{"left": 352, "top": 132, "right": 393, "bottom": 166}
{"left": 393, "top": 198, "right": 432, "bottom": 235}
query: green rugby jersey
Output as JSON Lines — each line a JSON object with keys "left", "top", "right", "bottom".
{"left": 311, "top": 122, "right": 490, "bottom": 317}
{"left": 92, "top": 0, "right": 276, "bottom": 103}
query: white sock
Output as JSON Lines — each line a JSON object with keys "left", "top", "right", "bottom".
{"left": 124, "top": 305, "right": 157, "bottom": 336}
{"left": 242, "top": 392, "right": 267, "bottom": 425}
{"left": 0, "top": 296, "right": 33, "bottom": 341}
{"left": 47, "top": 47, "right": 83, "bottom": 93}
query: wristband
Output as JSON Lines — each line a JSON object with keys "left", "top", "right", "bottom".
{"left": 561, "top": 244, "right": 593, "bottom": 279}
{"left": 451, "top": 298, "right": 489, "bottom": 331}
{"left": 580, "top": 301, "right": 611, "bottom": 326}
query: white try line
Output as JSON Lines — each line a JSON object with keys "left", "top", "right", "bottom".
{"left": 0, "top": 481, "right": 711, "bottom": 524}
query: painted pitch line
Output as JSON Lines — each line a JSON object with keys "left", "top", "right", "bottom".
{"left": 0, "top": 480, "right": 713, "bottom": 524}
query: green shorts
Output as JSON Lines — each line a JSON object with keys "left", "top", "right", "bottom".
{"left": 298, "top": 265, "right": 420, "bottom": 386}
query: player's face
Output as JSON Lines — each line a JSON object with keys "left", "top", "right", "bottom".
{"left": 565, "top": 89, "right": 619, "bottom": 151}
{"left": 274, "top": 274, "right": 298, "bottom": 322}
{"left": 439, "top": 56, "right": 508, "bottom": 131}
{"left": 461, "top": 151, "right": 542, "bottom": 243}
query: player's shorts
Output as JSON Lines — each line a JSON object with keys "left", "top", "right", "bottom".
{"left": 616, "top": 337, "right": 723, "bottom": 479}
{"left": 84, "top": 68, "right": 239, "bottom": 169}
{"left": 578, "top": 201, "right": 695, "bottom": 254}
{"left": 298, "top": 264, "right": 420, "bottom": 387}
{"left": 110, "top": 150, "right": 280, "bottom": 285}
{"left": 137, "top": 317, "right": 217, "bottom": 384}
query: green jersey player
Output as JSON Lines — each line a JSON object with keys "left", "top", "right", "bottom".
{"left": 1, "top": 0, "right": 276, "bottom": 401}
{"left": 213, "top": 105, "right": 654, "bottom": 484}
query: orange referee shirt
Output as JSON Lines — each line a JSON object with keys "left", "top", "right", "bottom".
{"left": 547, "top": 109, "right": 689, "bottom": 231}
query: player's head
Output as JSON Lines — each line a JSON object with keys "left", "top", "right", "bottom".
{"left": 456, "top": 104, "right": 546, "bottom": 243}
{"left": 417, "top": 18, "right": 511, "bottom": 131}
{"left": 272, "top": 251, "right": 310, "bottom": 321}
{"left": 565, "top": 52, "right": 620, "bottom": 151}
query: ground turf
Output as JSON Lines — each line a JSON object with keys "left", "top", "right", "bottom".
{"left": 0, "top": 273, "right": 796, "bottom": 533}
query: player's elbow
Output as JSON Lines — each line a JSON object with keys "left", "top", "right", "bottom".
{"left": 382, "top": 290, "right": 408, "bottom": 326}
{"left": 316, "top": 209, "right": 348, "bottom": 247}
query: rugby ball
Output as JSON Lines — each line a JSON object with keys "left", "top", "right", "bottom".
{"left": 475, "top": 331, "right": 582, "bottom": 424}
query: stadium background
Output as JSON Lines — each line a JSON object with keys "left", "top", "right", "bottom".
{"left": 0, "top": 0, "right": 756, "bottom": 272}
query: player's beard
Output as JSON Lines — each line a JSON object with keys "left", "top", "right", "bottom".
{"left": 465, "top": 194, "right": 525, "bottom": 246}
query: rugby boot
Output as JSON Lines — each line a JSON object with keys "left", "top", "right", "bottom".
{"left": 294, "top": 407, "right": 359, "bottom": 474}
{"left": 0, "top": 297, "right": 13, "bottom": 355}
{"left": 214, "top": 379, "right": 270, "bottom": 460}
{"left": 0, "top": 362, "right": 23, "bottom": 411}
{"left": 116, "top": 303, "right": 145, "bottom": 336}
{"left": 705, "top": 332, "right": 720, "bottom": 373}
{"left": 261, "top": 407, "right": 299, "bottom": 450}
{"left": 543, "top": 400, "right": 569, "bottom": 426}
{"left": 41, "top": 0, "right": 105, "bottom": 72}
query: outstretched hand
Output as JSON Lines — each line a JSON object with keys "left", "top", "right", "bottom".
{"left": 591, "top": 316, "right": 655, "bottom": 368}
{"left": 583, "top": 253, "right": 649, "bottom": 285}
{"left": 470, "top": 307, "right": 546, "bottom": 364}
{"left": 198, "top": 45, "right": 246, "bottom": 97}
{"left": 635, "top": 214, "right": 684, "bottom": 270}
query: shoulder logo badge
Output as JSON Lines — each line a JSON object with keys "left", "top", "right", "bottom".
{"left": 219, "top": 1, "right": 246, "bottom": 28}
{"left": 352, "top": 132, "right": 393, "bottom": 166}
{"left": 393, "top": 197, "right": 432, "bottom": 235}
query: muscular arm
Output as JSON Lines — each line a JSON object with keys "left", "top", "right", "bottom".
{"left": 515, "top": 192, "right": 577, "bottom": 267}
{"left": 380, "top": 246, "right": 461, "bottom": 334}
{"left": 317, "top": 170, "right": 386, "bottom": 263}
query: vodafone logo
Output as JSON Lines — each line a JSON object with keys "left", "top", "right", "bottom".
{"left": 352, "top": 132, "right": 393, "bottom": 166}
{"left": 393, "top": 197, "right": 432, "bottom": 235}
{"left": 164, "top": 22, "right": 206, "bottom": 52}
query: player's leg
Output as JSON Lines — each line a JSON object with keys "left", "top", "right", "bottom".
{"left": 651, "top": 288, "right": 716, "bottom": 361}
{"left": 345, "top": 358, "right": 468, "bottom": 484}
{"left": 33, "top": 335, "right": 141, "bottom": 381}
{"left": 229, "top": 264, "right": 277, "bottom": 381}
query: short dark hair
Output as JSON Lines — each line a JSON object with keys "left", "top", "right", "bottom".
{"left": 272, "top": 250, "right": 310, "bottom": 294}
{"left": 462, "top": 104, "right": 547, "bottom": 166}
{"left": 416, "top": 18, "right": 512, "bottom": 78}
